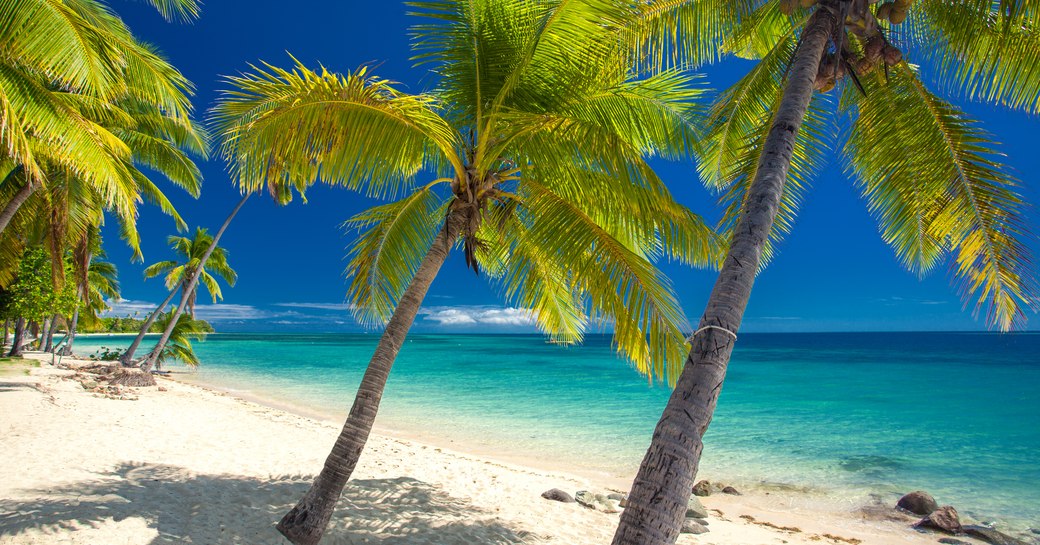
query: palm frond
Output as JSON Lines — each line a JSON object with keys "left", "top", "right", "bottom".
{"left": 843, "top": 65, "right": 1037, "bottom": 330}
{"left": 212, "top": 59, "right": 461, "bottom": 202}
{"left": 520, "top": 178, "right": 691, "bottom": 383}
{"left": 907, "top": 1, "right": 1040, "bottom": 113}
{"left": 344, "top": 184, "right": 450, "bottom": 325}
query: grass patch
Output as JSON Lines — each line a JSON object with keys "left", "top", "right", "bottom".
{"left": 0, "top": 356, "right": 38, "bottom": 377}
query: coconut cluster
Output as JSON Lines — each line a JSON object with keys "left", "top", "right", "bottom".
{"left": 875, "top": 0, "right": 912, "bottom": 24}
{"left": 805, "top": 0, "right": 912, "bottom": 93}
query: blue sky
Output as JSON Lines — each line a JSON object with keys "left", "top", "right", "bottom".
{"left": 100, "top": 1, "right": 1040, "bottom": 333}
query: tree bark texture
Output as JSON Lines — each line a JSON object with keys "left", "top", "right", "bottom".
{"left": 276, "top": 211, "right": 465, "bottom": 545}
{"left": 61, "top": 306, "right": 79, "bottom": 356}
{"left": 611, "top": 7, "right": 839, "bottom": 545}
{"left": 42, "top": 314, "right": 57, "bottom": 353}
{"left": 120, "top": 288, "right": 178, "bottom": 365}
{"left": 0, "top": 180, "right": 35, "bottom": 235}
{"left": 142, "top": 194, "right": 250, "bottom": 372}
{"left": 8, "top": 318, "right": 25, "bottom": 357}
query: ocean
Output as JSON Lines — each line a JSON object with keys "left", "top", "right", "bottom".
{"left": 71, "top": 331, "right": 1040, "bottom": 531}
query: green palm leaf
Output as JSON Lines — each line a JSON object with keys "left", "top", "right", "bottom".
{"left": 843, "top": 65, "right": 1037, "bottom": 330}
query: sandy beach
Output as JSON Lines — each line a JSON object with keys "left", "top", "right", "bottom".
{"left": 0, "top": 354, "right": 959, "bottom": 545}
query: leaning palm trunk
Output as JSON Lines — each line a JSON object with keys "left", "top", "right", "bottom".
{"left": 42, "top": 314, "right": 58, "bottom": 352}
{"left": 611, "top": 7, "right": 838, "bottom": 545}
{"left": 0, "top": 181, "right": 36, "bottom": 235}
{"left": 8, "top": 318, "right": 26, "bottom": 357}
{"left": 62, "top": 306, "right": 80, "bottom": 356}
{"left": 277, "top": 212, "right": 464, "bottom": 545}
{"left": 141, "top": 194, "right": 250, "bottom": 372}
{"left": 120, "top": 288, "right": 179, "bottom": 365}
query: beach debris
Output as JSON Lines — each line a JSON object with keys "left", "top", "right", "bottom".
{"left": 680, "top": 519, "right": 709, "bottom": 534}
{"left": 574, "top": 490, "right": 621, "bottom": 513}
{"left": 540, "top": 488, "right": 575, "bottom": 503}
{"left": 915, "top": 505, "right": 962, "bottom": 534}
{"left": 107, "top": 367, "right": 157, "bottom": 387}
{"left": 962, "top": 525, "right": 1031, "bottom": 545}
{"left": 740, "top": 514, "right": 802, "bottom": 533}
{"left": 686, "top": 495, "right": 709, "bottom": 519}
{"left": 897, "top": 490, "right": 939, "bottom": 515}
{"left": 722, "top": 485, "right": 742, "bottom": 496}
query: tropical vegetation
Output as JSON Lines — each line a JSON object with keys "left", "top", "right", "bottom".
{"left": 613, "top": 2, "right": 1039, "bottom": 543}
{"left": 0, "top": 0, "right": 208, "bottom": 359}
{"left": 211, "top": 1, "right": 725, "bottom": 542}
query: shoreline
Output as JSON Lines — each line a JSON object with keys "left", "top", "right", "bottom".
{"left": 0, "top": 353, "right": 996, "bottom": 545}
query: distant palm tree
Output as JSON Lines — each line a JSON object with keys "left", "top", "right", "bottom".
{"left": 62, "top": 238, "right": 120, "bottom": 355}
{"left": 614, "top": 2, "right": 1039, "bottom": 543}
{"left": 145, "top": 227, "right": 237, "bottom": 319}
{"left": 150, "top": 312, "right": 212, "bottom": 369}
{"left": 213, "top": 1, "right": 722, "bottom": 542}
{"left": 124, "top": 226, "right": 237, "bottom": 369}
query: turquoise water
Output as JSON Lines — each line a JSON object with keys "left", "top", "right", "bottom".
{"left": 73, "top": 332, "right": 1040, "bottom": 530}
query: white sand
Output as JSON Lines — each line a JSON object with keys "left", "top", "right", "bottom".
{"left": 0, "top": 354, "right": 947, "bottom": 545}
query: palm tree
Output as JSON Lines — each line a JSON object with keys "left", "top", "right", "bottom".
{"left": 145, "top": 227, "right": 237, "bottom": 319}
{"left": 62, "top": 237, "right": 120, "bottom": 355}
{"left": 0, "top": 0, "right": 206, "bottom": 235}
{"left": 128, "top": 222, "right": 239, "bottom": 370}
{"left": 150, "top": 311, "right": 212, "bottom": 369}
{"left": 613, "top": 2, "right": 1039, "bottom": 543}
{"left": 213, "top": 1, "right": 723, "bottom": 542}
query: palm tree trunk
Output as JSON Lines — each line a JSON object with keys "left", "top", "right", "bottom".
{"left": 0, "top": 180, "right": 35, "bottom": 235}
{"left": 62, "top": 307, "right": 80, "bottom": 356}
{"left": 8, "top": 318, "right": 26, "bottom": 357}
{"left": 141, "top": 193, "right": 250, "bottom": 372}
{"left": 277, "top": 210, "right": 465, "bottom": 545}
{"left": 43, "top": 314, "right": 58, "bottom": 352}
{"left": 2, "top": 319, "right": 8, "bottom": 351}
{"left": 120, "top": 287, "right": 179, "bottom": 365}
{"left": 611, "top": 7, "right": 839, "bottom": 545}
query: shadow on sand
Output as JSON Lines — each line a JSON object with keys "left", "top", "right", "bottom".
{"left": 0, "top": 462, "right": 537, "bottom": 544}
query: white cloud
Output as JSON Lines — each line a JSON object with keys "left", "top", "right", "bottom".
{"left": 192, "top": 303, "right": 272, "bottom": 321}
{"left": 419, "top": 306, "right": 536, "bottom": 327}
{"left": 273, "top": 302, "right": 354, "bottom": 311}
{"left": 102, "top": 299, "right": 160, "bottom": 317}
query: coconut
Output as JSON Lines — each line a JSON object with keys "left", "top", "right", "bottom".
{"left": 894, "top": 0, "right": 911, "bottom": 9}
{"left": 883, "top": 45, "right": 903, "bottom": 65}
{"left": 800, "top": 0, "right": 816, "bottom": 7}
{"left": 876, "top": 3, "right": 894, "bottom": 20}
{"left": 889, "top": 8, "right": 907, "bottom": 23}
{"left": 780, "top": 0, "right": 796, "bottom": 15}
{"left": 865, "top": 36, "right": 884, "bottom": 61}
{"left": 855, "top": 58, "right": 875, "bottom": 76}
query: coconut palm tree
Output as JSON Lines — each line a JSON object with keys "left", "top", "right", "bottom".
{"left": 0, "top": 0, "right": 205, "bottom": 235}
{"left": 212, "top": 1, "right": 723, "bottom": 542}
{"left": 62, "top": 236, "right": 120, "bottom": 355}
{"left": 144, "top": 227, "right": 237, "bottom": 319}
{"left": 613, "top": 2, "right": 1039, "bottom": 543}
{"left": 126, "top": 224, "right": 237, "bottom": 370}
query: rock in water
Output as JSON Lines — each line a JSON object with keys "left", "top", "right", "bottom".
{"left": 722, "top": 486, "right": 742, "bottom": 496}
{"left": 680, "top": 520, "right": 709, "bottom": 534}
{"left": 541, "top": 488, "right": 575, "bottom": 503}
{"left": 897, "top": 491, "right": 939, "bottom": 515}
{"left": 915, "top": 505, "right": 961, "bottom": 534}
{"left": 962, "top": 525, "right": 1031, "bottom": 545}
{"left": 686, "top": 496, "right": 709, "bottom": 519}
{"left": 693, "top": 480, "right": 713, "bottom": 497}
